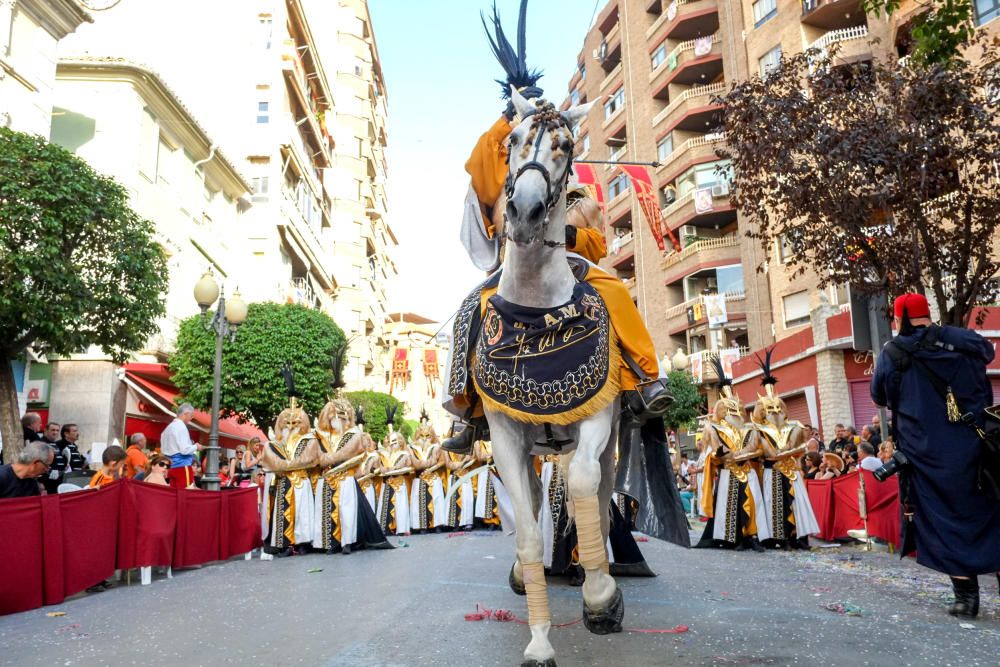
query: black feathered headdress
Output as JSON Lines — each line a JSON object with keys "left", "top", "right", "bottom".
{"left": 280, "top": 361, "right": 300, "bottom": 407}
{"left": 355, "top": 405, "right": 366, "bottom": 430}
{"left": 754, "top": 347, "right": 778, "bottom": 396}
{"left": 708, "top": 354, "right": 732, "bottom": 392}
{"left": 385, "top": 403, "right": 398, "bottom": 434}
{"left": 419, "top": 407, "right": 430, "bottom": 424}
{"left": 329, "top": 337, "right": 353, "bottom": 395}
{"left": 482, "top": 0, "right": 543, "bottom": 99}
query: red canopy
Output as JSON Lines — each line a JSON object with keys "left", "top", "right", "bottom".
{"left": 121, "top": 363, "right": 266, "bottom": 449}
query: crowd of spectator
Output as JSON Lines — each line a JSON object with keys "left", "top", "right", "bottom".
{"left": 0, "top": 409, "right": 268, "bottom": 499}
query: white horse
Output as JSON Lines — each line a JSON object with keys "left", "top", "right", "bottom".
{"left": 485, "top": 88, "right": 622, "bottom": 667}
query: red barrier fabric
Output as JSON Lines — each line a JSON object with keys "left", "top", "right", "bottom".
{"left": 806, "top": 471, "right": 900, "bottom": 547}
{"left": 0, "top": 480, "right": 261, "bottom": 616}
{"left": 0, "top": 497, "right": 45, "bottom": 615}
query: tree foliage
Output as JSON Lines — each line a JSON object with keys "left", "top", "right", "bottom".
{"left": 718, "top": 40, "right": 1000, "bottom": 327}
{"left": 663, "top": 370, "right": 705, "bottom": 432}
{"left": 344, "top": 390, "right": 406, "bottom": 445}
{"left": 0, "top": 128, "right": 168, "bottom": 461}
{"left": 170, "top": 303, "right": 345, "bottom": 432}
{"left": 862, "top": 0, "right": 974, "bottom": 66}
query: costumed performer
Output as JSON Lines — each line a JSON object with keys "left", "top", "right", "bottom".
{"left": 375, "top": 412, "right": 415, "bottom": 536}
{"left": 409, "top": 411, "right": 449, "bottom": 532}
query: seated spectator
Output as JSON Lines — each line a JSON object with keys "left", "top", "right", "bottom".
{"left": 803, "top": 452, "right": 822, "bottom": 479}
{"left": 189, "top": 458, "right": 203, "bottom": 489}
{"left": 143, "top": 455, "right": 171, "bottom": 486}
{"left": 242, "top": 437, "right": 264, "bottom": 473}
{"left": 0, "top": 441, "right": 53, "bottom": 498}
{"left": 857, "top": 441, "right": 881, "bottom": 471}
{"left": 828, "top": 424, "right": 852, "bottom": 453}
{"left": 816, "top": 452, "right": 845, "bottom": 480}
{"left": 124, "top": 434, "right": 150, "bottom": 479}
{"left": 219, "top": 461, "right": 232, "bottom": 487}
{"left": 251, "top": 469, "right": 266, "bottom": 487}
{"left": 88, "top": 446, "right": 127, "bottom": 488}
{"left": 802, "top": 425, "right": 823, "bottom": 453}
{"left": 847, "top": 425, "right": 859, "bottom": 445}
{"left": 878, "top": 438, "right": 896, "bottom": 463}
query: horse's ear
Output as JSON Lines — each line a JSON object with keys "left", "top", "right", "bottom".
{"left": 562, "top": 100, "right": 595, "bottom": 130}
{"left": 510, "top": 85, "right": 536, "bottom": 119}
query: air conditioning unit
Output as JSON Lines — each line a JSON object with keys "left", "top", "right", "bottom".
{"left": 711, "top": 182, "right": 730, "bottom": 197}
{"left": 593, "top": 40, "right": 608, "bottom": 63}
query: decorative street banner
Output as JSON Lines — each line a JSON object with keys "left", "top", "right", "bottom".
{"left": 719, "top": 346, "right": 741, "bottom": 379}
{"left": 572, "top": 164, "right": 606, "bottom": 213}
{"left": 422, "top": 348, "right": 439, "bottom": 398}
{"left": 666, "top": 0, "right": 678, "bottom": 21}
{"left": 689, "top": 352, "right": 703, "bottom": 384}
{"left": 389, "top": 347, "right": 409, "bottom": 395}
{"left": 619, "top": 165, "right": 681, "bottom": 252}
{"left": 705, "top": 293, "right": 728, "bottom": 328}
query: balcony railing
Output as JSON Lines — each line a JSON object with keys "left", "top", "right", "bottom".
{"left": 660, "top": 133, "right": 726, "bottom": 169}
{"left": 289, "top": 277, "right": 316, "bottom": 307}
{"left": 807, "top": 24, "right": 869, "bottom": 52}
{"left": 652, "top": 81, "right": 726, "bottom": 127}
{"left": 664, "top": 289, "right": 746, "bottom": 320}
{"left": 600, "top": 61, "right": 623, "bottom": 92}
{"left": 661, "top": 234, "right": 738, "bottom": 270}
{"left": 611, "top": 231, "right": 634, "bottom": 254}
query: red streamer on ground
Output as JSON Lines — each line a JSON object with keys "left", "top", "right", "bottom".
{"left": 447, "top": 531, "right": 469, "bottom": 539}
{"left": 463, "top": 604, "right": 689, "bottom": 634}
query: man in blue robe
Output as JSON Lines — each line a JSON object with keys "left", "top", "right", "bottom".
{"left": 871, "top": 292, "right": 1000, "bottom": 619}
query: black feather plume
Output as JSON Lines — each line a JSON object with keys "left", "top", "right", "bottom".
{"left": 385, "top": 403, "right": 398, "bottom": 428}
{"left": 755, "top": 347, "right": 778, "bottom": 387}
{"left": 355, "top": 405, "right": 365, "bottom": 427}
{"left": 709, "top": 354, "right": 732, "bottom": 389}
{"left": 481, "top": 0, "right": 543, "bottom": 98}
{"left": 329, "top": 337, "right": 353, "bottom": 391}
{"left": 419, "top": 407, "right": 430, "bottom": 423}
{"left": 280, "top": 362, "right": 300, "bottom": 398}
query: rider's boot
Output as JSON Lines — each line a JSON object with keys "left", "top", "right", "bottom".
{"left": 442, "top": 416, "right": 490, "bottom": 454}
{"left": 625, "top": 379, "right": 674, "bottom": 421}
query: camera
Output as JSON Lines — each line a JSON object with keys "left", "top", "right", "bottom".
{"left": 873, "top": 450, "right": 910, "bottom": 482}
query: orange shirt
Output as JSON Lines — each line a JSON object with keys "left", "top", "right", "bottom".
{"left": 88, "top": 470, "right": 118, "bottom": 488}
{"left": 124, "top": 445, "right": 148, "bottom": 479}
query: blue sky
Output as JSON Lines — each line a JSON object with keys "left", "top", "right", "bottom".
{"left": 370, "top": 0, "right": 598, "bottom": 323}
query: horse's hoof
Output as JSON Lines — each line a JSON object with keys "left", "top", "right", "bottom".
{"left": 520, "top": 659, "right": 556, "bottom": 667}
{"left": 509, "top": 562, "right": 526, "bottom": 596}
{"left": 582, "top": 587, "right": 624, "bottom": 635}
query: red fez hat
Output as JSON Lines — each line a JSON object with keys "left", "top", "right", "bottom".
{"left": 893, "top": 293, "right": 930, "bottom": 319}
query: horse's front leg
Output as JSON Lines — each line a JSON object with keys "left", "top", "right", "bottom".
{"left": 489, "top": 415, "right": 555, "bottom": 666}
{"left": 567, "top": 406, "right": 624, "bottom": 634}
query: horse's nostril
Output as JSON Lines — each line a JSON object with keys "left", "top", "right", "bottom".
{"left": 527, "top": 201, "right": 545, "bottom": 223}
{"left": 506, "top": 201, "right": 519, "bottom": 219}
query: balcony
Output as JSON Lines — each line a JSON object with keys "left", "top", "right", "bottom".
{"left": 600, "top": 61, "right": 623, "bottom": 92}
{"left": 801, "top": 0, "right": 864, "bottom": 30}
{"left": 652, "top": 81, "right": 725, "bottom": 133}
{"left": 610, "top": 230, "right": 634, "bottom": 256}
{"left": 650, "top": 34, "right": 723, "bottom": 92}
{"left": 806, "top": 25, "right": 871, "bottom": 63}
{"left": 649, "top": 0, "right": 720, "bottom": 42}
{"left": 288, "top": 277, "right": 318, "bottom": 308}
{"left": 661, "top": 182, "right": 736, "bottom": 230}
{"left": 658, "top": 133, "right": 726, "bottom": 177}
{"left": 664, "top": 290, "right": 747, "bottom": 334}
{"left": 660, "top": 235, "right": 740, "bottom": 284}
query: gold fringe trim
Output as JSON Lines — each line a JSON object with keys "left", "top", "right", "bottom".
{"left": 474, "top": 328, "right": 622, "bottom": 426}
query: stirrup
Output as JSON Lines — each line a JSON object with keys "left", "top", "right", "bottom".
{"left": 442, "top": 423, "right": 477, "bottom": 454}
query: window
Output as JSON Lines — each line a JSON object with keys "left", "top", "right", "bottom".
{"left": 258, "top": 15, "right": 273, "bottom": 50}
{"left": 975, "top": 0, "right": 1000, "bottom": 25}
{"left": 656, "top": 134, "right": 673, "bottom": 163}
{"left": 651, "top": 42, "right": 667, "bottom": 70}
{"left": 608, "top": 172, "right": 629, "bottom": 199}
{"left": 256, "top": 101, "right": 270, "bottom": 124}
{"left": 579, "top": 62, "right": 586, "bottom": 81}
{"left": 604, "top": 87, "right": 624, "bottom": 119}
{"left": 570, "top": 89, "right": 580, "bottom": 106}
{"left": 252, "top": 176, "right": 269, "bottom": 195}
{"left": 676, "top": 159, "right": 731, "bottom": 197}
{"left": 581, "top": 134, "right": 591, "bottom": 154}
{"left": 715, "top": 265, "right": 744, "bottom": 294}
{"left": 138, "top": 109, "right": 159, "bottom": 181}
{"left": 778, "top": 234, "right": 794, "bottom": 263}
{"left": 759, "top": 45, "right": 782, "bottom": 79}
{"left": 782, "top": 290, "right": 811, "bottom": 328}
{"left": 752, "top": 0, "right": 777, "bottom": 28}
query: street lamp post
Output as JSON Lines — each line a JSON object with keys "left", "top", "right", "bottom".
{"left": 671, "top": 347, "right": 689, "bottom": 373}
{"left": 193, "top": 271, "right": 247, "bottom": 491}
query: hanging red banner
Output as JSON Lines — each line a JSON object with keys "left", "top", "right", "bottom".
{"left": 389, "top": 347, "right": 409, "bottom": 396}
{"left": 619, "top": 165, "right": 682, "bottom": 252}
{"left": 572, "top": 164, "right": 606, "bottom": 213}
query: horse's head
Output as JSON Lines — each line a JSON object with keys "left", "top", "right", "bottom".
{"left": 504, "top": 87, "right": 593, "bottom": 246}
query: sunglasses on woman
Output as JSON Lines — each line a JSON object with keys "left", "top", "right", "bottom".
{"left": 154, "top": 461, "right": 169, "bottom": 468}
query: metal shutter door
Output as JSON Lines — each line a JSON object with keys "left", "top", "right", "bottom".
{"left": 783, "top": 393, "right": 811, "bottom": 426}
{"left": 850, "top": 380, "right": 879, "bottom": 429}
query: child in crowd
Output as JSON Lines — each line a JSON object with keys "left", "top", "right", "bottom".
{"left": 88, "top": 446, "right": 127, "bottom": 488}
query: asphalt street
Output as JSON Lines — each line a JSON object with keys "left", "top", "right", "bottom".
{"left": 1, "top": 526, "right": 998, "bottom": 667}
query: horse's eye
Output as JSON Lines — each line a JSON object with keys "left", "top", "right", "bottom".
{"left": 560, "top": 141, "right": 573, "bottom": 153}
{"left": 509, "top": 135, "right": 519, "bottom": 148}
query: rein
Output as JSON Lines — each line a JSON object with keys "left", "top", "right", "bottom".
{"left": 503, "top": 102, "right": 575, "bottom": 240}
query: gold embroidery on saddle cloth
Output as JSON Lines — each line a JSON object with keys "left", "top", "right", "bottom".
{"left": 473, "top": 288, "right": 621, "bottom": 426}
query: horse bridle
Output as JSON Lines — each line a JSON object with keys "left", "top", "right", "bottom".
{"left": 503, "top": 103, "right": 575, "bottom": 246}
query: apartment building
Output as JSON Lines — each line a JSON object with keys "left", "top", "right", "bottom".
{"left": 306, "top": 0, "right": 397, "bottom": 391}
{"left": 564, "top": 0, "right": 1000, "bottom": 433}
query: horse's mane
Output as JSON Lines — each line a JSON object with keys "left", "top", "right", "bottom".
{"left": 482, "top": 0, "right": 542, "bottom": 98}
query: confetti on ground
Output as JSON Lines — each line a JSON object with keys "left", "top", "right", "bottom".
{"left": 483, "top": 555, "right": 495, "bottom": 559}
{"left": 45, "top": 612, "right": 66, "bottom": 618}
{"left": 959, "top": 623, "right": 976, "bottom": 629}
{"left": 306, "top": 568, "right": 323, "bottom": 573}
{"left": 446, "top": 531, "right": 468, "bottom": 539}
{"left": 822, "top": 602, "right": 863, "bottom": 616}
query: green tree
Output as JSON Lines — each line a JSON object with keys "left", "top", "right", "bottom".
{"left": 861, "top": 0, "right": 974, "bottom": 66}
{"left": 662, "top": 370, "right": 704, "bottom": 432}
{"left": 345, "top": 390, "right": 405, "bottom": 445}
{"left": 170, "top": 303, "right": 345, "bottom": 431}
{"left": 0, "top": 128, "right": 168, "bottom": 462}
